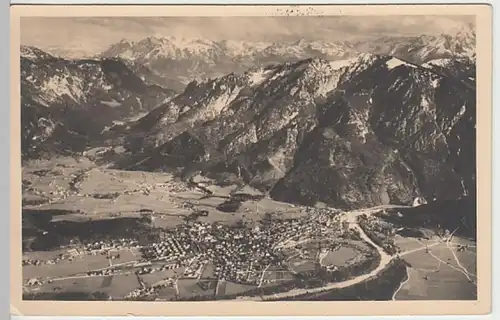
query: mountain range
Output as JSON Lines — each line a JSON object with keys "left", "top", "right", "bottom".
{"left": 108, "top": 53, "right": 475, "bottom": 210}
{"left": 100, "top": 25, "right": 475, "bottom": 89}
{"left": 21, "top": 46, "right": 176, "bottom": 159}
{"left": 20, "top": 29, "right": 476, "bottom": 210}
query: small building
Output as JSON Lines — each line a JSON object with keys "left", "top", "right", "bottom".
{"left": 66, "top": 249, "right": 80, "bottom": 258}
{"left": 26, "top": 278, "right": 41, "bottom": 286}
{"left": 412, "top": 197, "right": 427, "bottom": 207}
{"left": 342, "top": 221, "right": 350, "bottom": 232}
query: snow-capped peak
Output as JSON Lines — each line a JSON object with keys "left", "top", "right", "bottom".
{"left": 245, "top": 68, "right": 275, "bottom": 86}
{"left": 328, "top": 57, "right": 359, "bottom": 71}
{"left": 385, "top": 57, "right": 417, "bottom": 70}
{"left": 21, "top": 45, "right": 55, "bottom": 61}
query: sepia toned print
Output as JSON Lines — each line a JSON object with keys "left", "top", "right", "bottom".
{"left": 11, "top": 4, "right": 492, "bottom": 317}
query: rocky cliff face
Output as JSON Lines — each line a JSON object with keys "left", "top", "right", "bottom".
{"left": 117, "top": 53, "right": 475, "bottom": 209}
{"left": 21, "top": 46, "right": 176, "bottom": 159}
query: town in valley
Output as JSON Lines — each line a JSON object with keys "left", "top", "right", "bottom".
{"left": 20, "top": 14, "right": 477, "bottom": 301}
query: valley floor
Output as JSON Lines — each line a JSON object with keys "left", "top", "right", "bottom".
{"left": 393, "top": 236, "right": 477, "bottom": 300}
{"left": 21, "top": 156, "right": 477, "bottom": 301}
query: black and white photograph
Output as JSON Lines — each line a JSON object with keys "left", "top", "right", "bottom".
{"left": 17, "top": 8, "right": 483, "bottom": 306}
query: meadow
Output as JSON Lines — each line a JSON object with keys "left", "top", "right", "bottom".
{"left": 396, "top": 239, "right": 476, "bottom": 300}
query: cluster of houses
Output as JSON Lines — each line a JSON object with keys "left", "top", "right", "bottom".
{"left": 25, "top": 179, "right": 70, "bottom": 204}
{"left": 136, "top": 262, "right": 183, "bottom": 276}
{"left": 183, "top": 260, "right": 205, "bottom": 278}
{"left": 83, "top": 238, "right": 141, "bottom": 252}
{"left": 456, "top": 244, "right": 471, "bottom": 252}
{"left": 22, "top": 259, "right": 42, "bottom": 266}
{"left": 25, "top": 277, "right": 43, "bottom": 287}
{"left": 141, "top": 236, "right": 189, "bottom": 260}
{"left": 357, "top": 214, "right": 398, "bottom": 254}
{"left": 22, "top": 249, "right": 83, "bottom": 267}
{"left": 86, "top": 269, "right": 115, "bottom": 276}
{"left": 134, "top": 206, "right": 347, "bottom": 284}
{"left": 24, "top": 203, "right": 379, "bottom": 298}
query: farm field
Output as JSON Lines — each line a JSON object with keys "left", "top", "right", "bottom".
{"left": 393, "top": 235, "right": 429, "bottom": 252}
{"left": 216, "top": 280, "right": 257, "bottom": 297}
{"left": 261, "top": 270, "right": 295, "bottom": 282}
{"left": 99, "top": 274, "right": 142, "bottom": 298}
{"left": 108, "top": 248, "right": 140, "bottom": 265}
{"left": 394, "top": 234, "right": 440, "bottom": 251}
{"left": 32, "top": 272, "right": 141, "bottom": 299}
{"left": 23, "top": 248, "right": 69, "bottom": 261}
{"left": 140, "top": 267, "right": 186, "bottom": 287}
{"left": 23, "top": 254, "right": 110, "bottom": 281}
{"left": 288, "top": 259, "right": 316, "bottom": 273}
{"left": 177, "top": 279, "right": 216, "bottom": 299}
{"left": 33, "top": 275, "right": 105, "bottom": 293}
{"left": 395, "top": 238, "right": 477, "bottom": 300}
{"left": 320, "top": 247, "right": 358, "bottom": 267}
{"left": 199, "top": 262, "right": 216, "bottom": 280}
{"left": 22, "top": 159, "right": 305, "bottom": 228}
{"left": 155, "top": 286, "right": 178, "bottom": 300}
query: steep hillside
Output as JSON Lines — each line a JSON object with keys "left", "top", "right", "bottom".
{"left": 21, "top": 46, "right": 176, "bottom": 160}
{"left": 115, "top": 54, "right": 475, "bottom": 209}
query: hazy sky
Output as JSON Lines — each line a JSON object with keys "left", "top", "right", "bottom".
{"left": 21, "top": 16, "right": 475, "bottom": 58}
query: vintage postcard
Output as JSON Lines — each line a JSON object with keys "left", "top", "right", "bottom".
{"left": 10, "top": 4, "right": 492, "bottom": 317}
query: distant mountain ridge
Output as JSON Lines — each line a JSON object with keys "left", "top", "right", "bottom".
{"left": 100, "top": 26, "right": 475, "bottom": 86}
